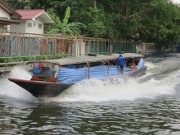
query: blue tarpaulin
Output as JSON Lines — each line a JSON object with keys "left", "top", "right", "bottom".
{"left": 56, "top": 65, "right": 132, "bottom": 83}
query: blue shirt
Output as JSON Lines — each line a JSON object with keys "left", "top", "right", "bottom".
{"left": 117, "top": 56, "right": 125, "bottom": 66}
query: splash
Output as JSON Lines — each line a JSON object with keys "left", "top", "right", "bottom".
{"left": 145, "top": 61, "right": 159, "bottom": 70}
{"left": 10, "top": 65, "right": 31, "bottom": 79}
{"left": 47, "top": 79, "right": 176, "bottom": 102}
{"left": 48, "top": 69, "right": 179, "bottom": 102}
{"left": 0, "top": 66, "right": 37, "bottom": 102}
{"left": 0, "top": 61, "right": 179, "bottom": 103}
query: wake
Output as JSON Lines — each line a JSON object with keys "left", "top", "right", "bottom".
{"left": 0, "top": 61, "right": 179, "bottom": 103}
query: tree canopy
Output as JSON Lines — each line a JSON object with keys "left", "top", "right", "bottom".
{"left": 4, "top": 0, "right": 180, "bottom": 45}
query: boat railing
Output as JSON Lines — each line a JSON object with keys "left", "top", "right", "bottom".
{"left": 84, "top": 59, "right": 113, "bottom": 79}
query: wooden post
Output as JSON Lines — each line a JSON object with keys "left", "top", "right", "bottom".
{"left": 54, "top": 38, "right": 56, "bottom": 55}
{"left": 107, "top": 60, "right": 109, "bottom": 76}
{"left": 97, "top": 40, "right": 99, "bottom": 54}
{"left": 86, "top": 62, "right": 90, "bottom": 79}
{"left": 62, "top": 38, "right": 64, "bottom": 54}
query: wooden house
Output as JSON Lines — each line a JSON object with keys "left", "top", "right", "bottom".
{"left": 11, "top": 9, "right": 53, "bottom": 34}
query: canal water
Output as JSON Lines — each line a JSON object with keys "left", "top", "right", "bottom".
{"left": 0, "top": 54, "right": 180, "bottom": 134}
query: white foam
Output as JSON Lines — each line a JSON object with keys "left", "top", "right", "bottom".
{"left": 0, "top": 63, "right": 179, "bottom": 103}
{"left": 48, "top": 70, "right": 179, "bottom": 102}
{"left": 10, "top": 66, "right": 31, "bottom": 79}
{"left": 0, "top": 66, "right": 37, "bottom": 102}
{"left": 145, "top": 61, "right": 159, "bottom": 69}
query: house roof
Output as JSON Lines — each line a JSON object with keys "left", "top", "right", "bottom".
{"left": 16, "top": 9, "right": 43, "bottom": 20}
{"left": 16, "top": 9, "right": 53, "bottom": 23}
{"left": 0, "top": 0, "right": 21, "bottom": 19}
{"left": 0, "top": 18, "right": 20, "bottom": 24}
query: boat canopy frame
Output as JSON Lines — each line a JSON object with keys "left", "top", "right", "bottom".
{"left": 26, "top": 53, "right": 143, "bottom": 67}
{"left": 26, "top": 53, "right": 143, "bottom": 81}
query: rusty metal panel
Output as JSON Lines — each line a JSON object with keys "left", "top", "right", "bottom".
{"left": 31, "top": 37, "right": 40, "bottom": 55}
{"left": 56, "top": 39, "right": 63, "bottom": 54}
{"left": 0, "top": 36, "right": 5, "bottom": 56}
{"left": 0, "top": 32, "right": 147, "bottom": 58}
{"left": 40, "top": 38, "right": 47, "bottom": 55}
{"left": 9, "top": 37, "right": 16, "bottom": 56}
{"left": 56, "top": 39, "right": 73, "bottom": 55}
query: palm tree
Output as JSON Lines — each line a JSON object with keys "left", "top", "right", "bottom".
{"left": 48, "top": 7, "right": 86, "bottom": 36}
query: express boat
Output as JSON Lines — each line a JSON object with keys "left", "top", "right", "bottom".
{"left": 8, "top": 53, "right": 147, "bottom": 97}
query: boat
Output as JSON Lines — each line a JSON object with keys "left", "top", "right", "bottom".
{"left": 8, "top": 53, "right": 147, "bottom": 97}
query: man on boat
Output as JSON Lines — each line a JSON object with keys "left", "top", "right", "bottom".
{"left": 130, "top": 59, "right": 136, "bottom": 70}
{"left": 117, "top": 54, "right": 126, "bottom": 74}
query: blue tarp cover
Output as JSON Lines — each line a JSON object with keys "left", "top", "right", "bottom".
{"left": 57, "top": 65, "right": 132, "bottom": 83}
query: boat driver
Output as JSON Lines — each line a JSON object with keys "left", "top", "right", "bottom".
{"left": 117, "top": 54, "right": 126, "bottom": 74}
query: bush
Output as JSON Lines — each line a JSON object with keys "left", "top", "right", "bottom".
{"left": 0, "top": 54, "right": 69, "bottom": 67}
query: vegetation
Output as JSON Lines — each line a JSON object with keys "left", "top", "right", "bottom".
{"left": 4, "top": 0, "right": 180, "bottom": 46}
{"left": 47, "top": 7, "right": 86, "bottom": 35}
{"left": 0, "top": 55, "right": 67, "bottom": 67}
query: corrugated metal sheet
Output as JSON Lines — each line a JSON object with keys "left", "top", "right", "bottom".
{"left": 0, "top": 33, "right": 149, "bottom": 58}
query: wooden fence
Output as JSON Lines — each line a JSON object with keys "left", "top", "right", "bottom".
{"left": 0, "top": 32, "right": 155, "bottom": 57}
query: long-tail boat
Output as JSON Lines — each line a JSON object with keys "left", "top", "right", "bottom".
{"left": 8, "top": 53, "right": 147, "bottom": 97}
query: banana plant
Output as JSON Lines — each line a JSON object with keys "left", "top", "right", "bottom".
{"left": 48, "top": 7, "right": 86, "bottom": 36}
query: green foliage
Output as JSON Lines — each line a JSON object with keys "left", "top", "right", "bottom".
{"left": 47, "top": 7, "right": 86, "bottom": 36}
{"left": 80, "top": 7, "right": 107, "bottom": 37}
{"left": 4, "top": 0, "right": 30, "bottom": 9}
{"left": 4, "top": 0, "right": 180, "bottom": 46}
{"left": 138, "top": 0, "right": 179, "bottom": 45}
{"left": 0, "top": 55, "right": 67, "bottom": 67}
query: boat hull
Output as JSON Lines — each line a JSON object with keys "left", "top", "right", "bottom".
{"left": 8, "top": 78, "right": 73, "bottom": 97}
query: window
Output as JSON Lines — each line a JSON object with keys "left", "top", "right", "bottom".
{"left": 33, "top": 22, "right": 36, "bottom": 26}
{"left": 27, "top": 23, "right": 32, "bottom": 27}
{"left": 38, "top": 23, "right": 42, "bottom": 29}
